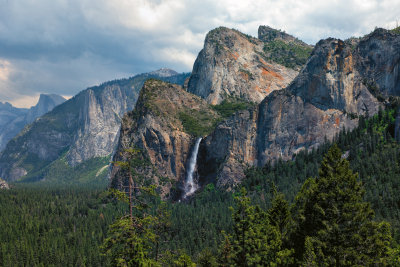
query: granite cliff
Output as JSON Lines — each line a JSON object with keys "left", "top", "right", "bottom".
{"left": 110, "top": 79, "right": 220, "bottom": 198}
{"left": 202, "top": 28, "right": 399, "bottom": 189}
{"left": 0, "top": 70, "right": 189, "bottom": 182}
{"left": 187, "top": 26, "right": 300, "bottom": 104}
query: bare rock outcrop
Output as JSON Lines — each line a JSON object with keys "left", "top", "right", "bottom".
{"left": 110, "top": 79, "right": 220, "bottom": 198}
{"left": 187, "top": 27, "right": 298, "bottom": 104}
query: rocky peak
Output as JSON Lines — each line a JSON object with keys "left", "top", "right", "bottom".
{"left": 355, "top": 28, "right": 400, "bottom": 97}
{"left": 187, "top": 26, "right": 298, "bottom": 104}
{"left": 25, "top": 94, "right": 66, "bottom": 124}
{"left": 289, "top": 38, "right": 379, "bottom": 115}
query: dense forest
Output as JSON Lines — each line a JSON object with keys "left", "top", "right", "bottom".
{"left": 1, "top": 106, "right": 400, "bottom": 265}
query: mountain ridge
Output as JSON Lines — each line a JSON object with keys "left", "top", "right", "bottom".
{"left": 0, "top": 69, "right": 190, "bottom": 182}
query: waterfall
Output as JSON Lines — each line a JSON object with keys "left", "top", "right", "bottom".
{"left": 183, "top": 137, "right": 202, "bottom": 199}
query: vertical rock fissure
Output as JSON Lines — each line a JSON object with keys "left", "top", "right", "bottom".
{"left": 183, "top": 137, "right": 202, "bottom": 199}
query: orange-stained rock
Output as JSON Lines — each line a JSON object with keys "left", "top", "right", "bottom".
{"left": 187, "top": 27, "right": 298, "bottom": 104}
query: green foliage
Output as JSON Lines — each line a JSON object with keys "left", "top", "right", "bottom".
{"left": 268, "top": 190, "right": 291, "bottom": 237}
{"left": 167, "top": 188, "right": 234, "bottom": 258}
{"left": 197, "top": 248, "right": 218, "bottom": 267}
{"left": 391, "top": 26, "right": 400, "bottom": 35}
{"left": 243, "top": 107, "right": 400, "bottom": 241}
{"left": 3, "top": 106, "right": 400, "bottom": 266}
{"left": 262, "top": 39, "right": 312, "bottom": 69}
{"left": 211, "top": 98, "right": 254, "bottom": 118}
{"left": 222, "top": 188, "right": 293, "bottom": 266}
{"left": 179, "top": 110, "right": 219, "bottom": 137}
{"left": 101, "top": 216, "right": 159, "bottom": 266}
{"left": 103, "top": 148, "right": 196, "bottom": 266}
{"left": 159, "top": 249, "right": 196, "bottom": 266}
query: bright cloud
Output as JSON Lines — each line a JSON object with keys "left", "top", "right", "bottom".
{"left": 0, "top": 59, "right": 11, "bottom": 81}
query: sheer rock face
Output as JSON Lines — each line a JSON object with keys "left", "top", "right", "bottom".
{"left": 290, "top": 38, "right": 380, "bottom": 114}
{"left": 66, "top": 85, "right": 134, "bottom": 166}
{"left": 201, "top": 29, "right": 399, "bottom": 189}
{"left": 0, "top": 70, "right": 188, "bottom": 182}
{"left": 255, "top": 90, "right": 357, "bottom": 166}
{"left": 356, "top": 28, "right": 400, "bottom": 96}
{"left": 199, "top": 107, "right": 259, "bottom": 190}
{"left": 110, "top": 80, "right": 220, "bottom": 198}
{"left": 187, "top": 27, "right": 298, "bottom": 105}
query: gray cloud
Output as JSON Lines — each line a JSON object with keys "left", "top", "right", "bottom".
{"left": 0, "top": 0, "right": 399, "bottom": 107}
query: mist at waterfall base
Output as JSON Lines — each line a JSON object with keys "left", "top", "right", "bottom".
{"left": 182, "top": 138, "right": 202, "bottom": 199}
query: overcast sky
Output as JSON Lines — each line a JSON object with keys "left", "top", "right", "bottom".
{"left": 0, "top": 0, "right": 399, "bottom": 108}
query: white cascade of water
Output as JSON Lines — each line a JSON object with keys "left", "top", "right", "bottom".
{"left": 183, "top": 137, "right": 202, "bottom": 198}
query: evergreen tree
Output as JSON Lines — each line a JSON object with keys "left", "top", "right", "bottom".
{"left": 101, "top": 148, "right": 163, "bottom": 266}
{"left": 268, "top": 187, "right": 291, "bottom": 237}
{"left": 223, "top": 188, "right": 293, "bottom": 266}
{"left": 101, "top": 216, "right": 159, "bottom": 266}
{"left": 290, "top": 144, "right": 395, "bottom": 266}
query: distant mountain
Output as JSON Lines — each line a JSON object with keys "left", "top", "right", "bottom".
{"left": 0, "top": 69, "right": 190, "bottom": 183}
{"left": 0, "top": 94, "right": 66, "bottom": 151}
{"left": 25, "top": 94, "right": 66, "bottom": 124}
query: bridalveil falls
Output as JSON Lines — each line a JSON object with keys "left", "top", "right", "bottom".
{"left": 183, "top": 137, "right": 202, "bottom": 199}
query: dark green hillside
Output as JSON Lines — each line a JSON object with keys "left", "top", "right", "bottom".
{"left": 0, "top": 186, "right": 126, "bottom": 266}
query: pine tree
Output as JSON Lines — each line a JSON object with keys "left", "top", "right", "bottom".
{"left": 268, "top": 188, "right": 290, "bottom": 237}
{"left": 290, "top": 144, "right": 395, "bottom": 266}
{"left": 223, "top": 188, "right": 293, "bottom": 266}
{"left": 101, "top": 148, "right": 160, "bottom": 266}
